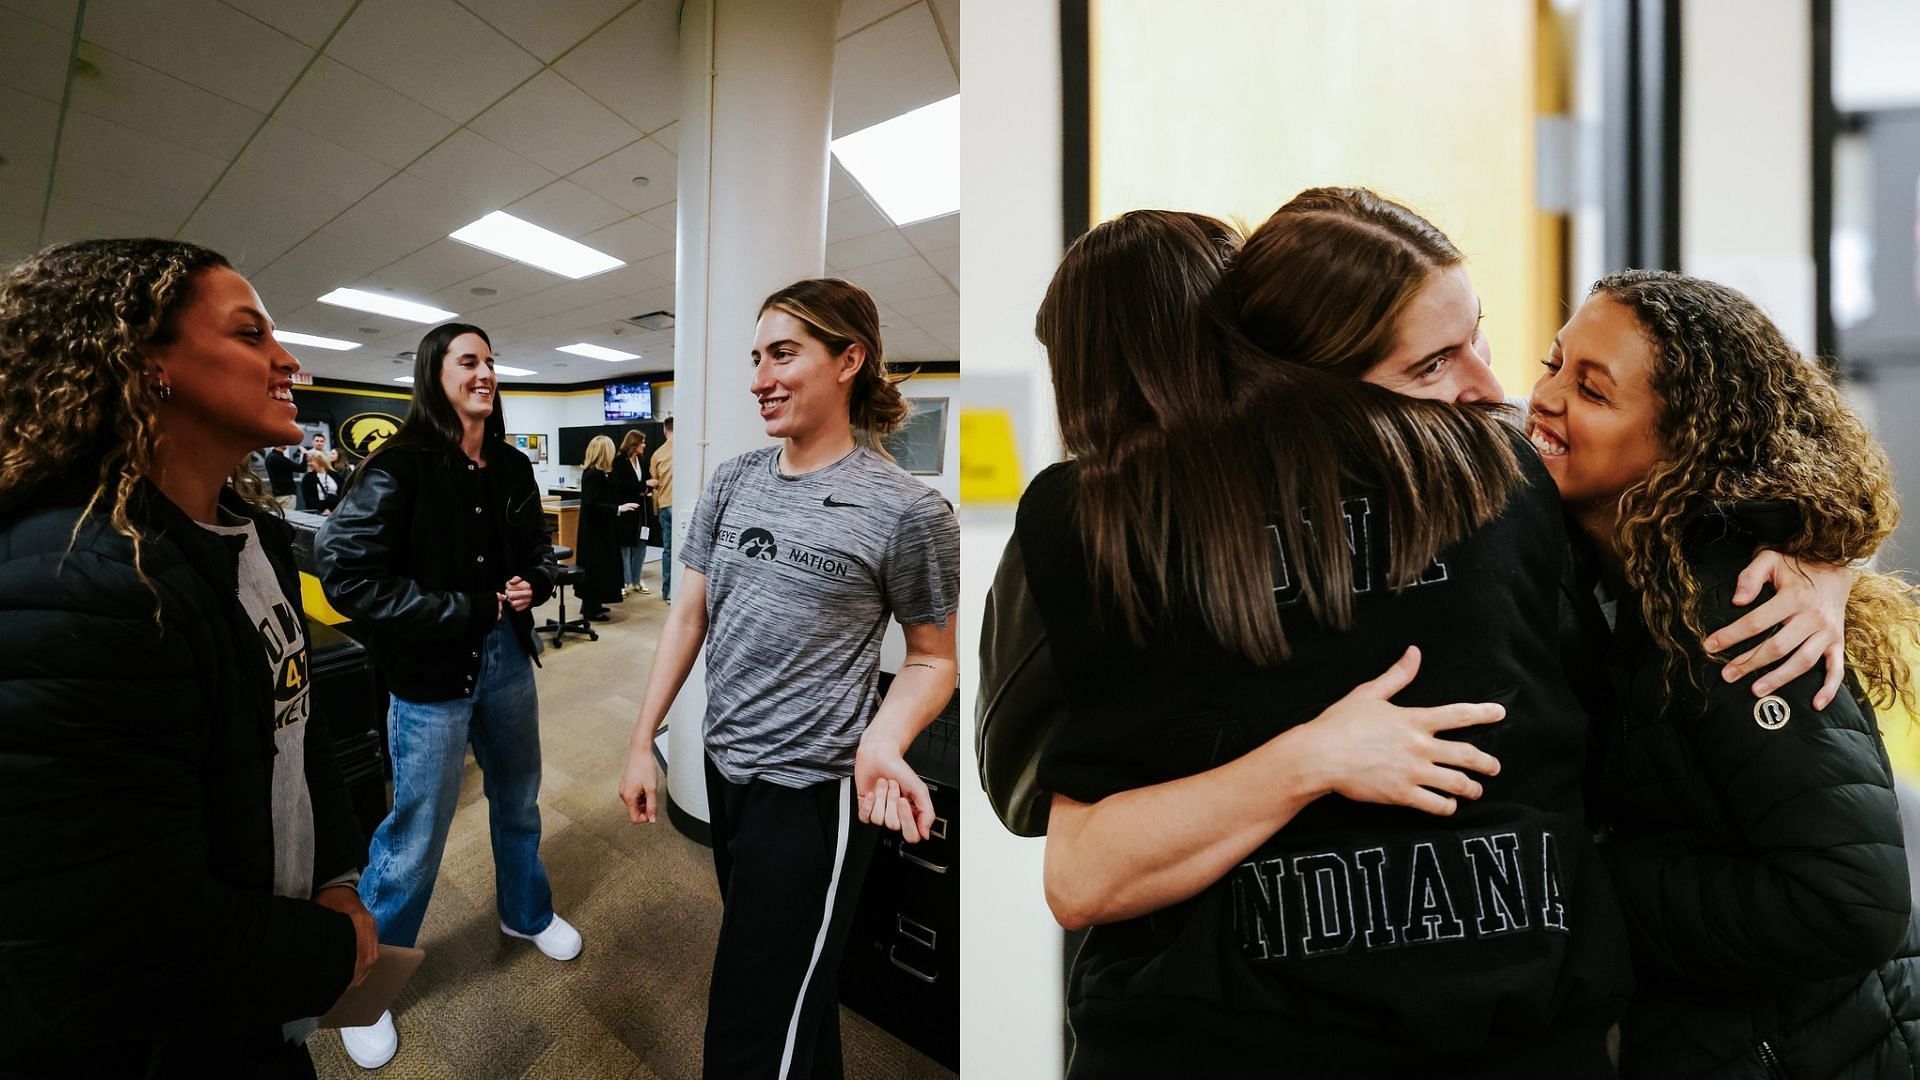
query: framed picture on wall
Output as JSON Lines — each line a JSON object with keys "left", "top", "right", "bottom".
{"left": 881, "top": 397, "right": 948, "bottom": 476}
{"left": 508, "top": 433, "right": 548, "bottom": 463}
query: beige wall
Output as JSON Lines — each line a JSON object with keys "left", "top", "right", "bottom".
{"left": 1089, "top": 0, "right": 1545, "bottom": 392}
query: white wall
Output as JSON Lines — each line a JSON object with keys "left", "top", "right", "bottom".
{"left": 1681, "top": 0, "right": 1815, "bottom": 349}
{"left": 959, "top": 1, "right": 1066, "bottom": 1076}
{"left": 498, "top": 390, "right": 609, "bottom": 489}
{"left": 1835, "top": 0, "right": 1920, "bottom": 110}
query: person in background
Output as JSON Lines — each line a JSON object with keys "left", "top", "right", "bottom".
{"left": 266, "top": 441, "right": 299, "bottom": 509}
{"left": 316, "top": 322, "right": 578, "bottom": 1071}
{"left": 647, "top": 415, "right": 675, "bottom": 605}
{"left": 301, "top": 449, "right": 340, "bottom": 515}
{"left": 576, "top": 434, "right": 626, "bottom": 620}
{"left": 618, "top": 279, "right": 958, "bottom": 1080}
{"left": 0, "top": 238, "right": 376, "bottom": 1077}
{"left": 328, "top": 446, "right": 356, "bottom": 489}
{"left": 614, "top": 429, "right": 651, "bottom": 595}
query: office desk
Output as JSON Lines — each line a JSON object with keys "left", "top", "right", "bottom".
{"left": 543, "top": 499, "right": 580, "bottom": 563}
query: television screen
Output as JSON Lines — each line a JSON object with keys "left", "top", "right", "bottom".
{"left": 604, "top": 381, "right": 652, "bottom": 421}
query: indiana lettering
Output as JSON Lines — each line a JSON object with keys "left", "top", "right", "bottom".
{"left": 1268, "top": 496, "right": 1449, "bottom": 606}
{"left": 1229, "top": 830, "right": 1568, "bottom": 960}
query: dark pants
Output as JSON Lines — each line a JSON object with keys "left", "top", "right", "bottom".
{"left": 702, "top": 756, "right": 878, "bottom": 1080}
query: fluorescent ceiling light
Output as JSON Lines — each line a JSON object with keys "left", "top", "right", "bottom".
{"left": 493, "top": 364, "right": 537, "bottom": 377}
{"left": 319, "top": 288, "right": 457, "bottom": 323}
{"left": 275, "top": 330, "right": 361, "bottom": 351}
{"left": 831, "top": 94, "right": 960, "bottom": 227}
{"left": 449, "top": 211, "right": 625, "bottom": 279}
{"left": 394, "top": 376, "right": 415, "bottom": 384}
{"left": 558, "top": 342, "right": 641, "bottom": 362}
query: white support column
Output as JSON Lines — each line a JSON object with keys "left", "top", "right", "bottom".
{"left": 667, "top": 0, "right": 839, "bottom": 830}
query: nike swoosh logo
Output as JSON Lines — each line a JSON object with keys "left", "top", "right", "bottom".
{"left": 822, "top": 495, "right": 864, "bottom": 508}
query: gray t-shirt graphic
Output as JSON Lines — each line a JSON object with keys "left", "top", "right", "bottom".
{"left": 680, "top": 446, "right": 959, "bottom": 787}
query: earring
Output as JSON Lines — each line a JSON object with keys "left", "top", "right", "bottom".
{"left": 155, "top": 381, "right": 173, "bottom": 402}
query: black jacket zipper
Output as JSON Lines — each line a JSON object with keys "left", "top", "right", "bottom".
{"left": 1758, "top": 1039, "right": 1786, "bottom": 1079}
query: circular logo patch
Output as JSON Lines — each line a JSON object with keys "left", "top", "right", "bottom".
{"left": 1754, "top": 695, "right": 1791, "bottom": 730}
{"left": 738, "top": 527, "right": 778, "bottom": 561}
{"left": 342, "top": 412, "right": 401, "bottom": 458}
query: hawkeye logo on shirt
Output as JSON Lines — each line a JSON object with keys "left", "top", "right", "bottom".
{"left": 717, "top": 524, "right": 854, "bottom": 579}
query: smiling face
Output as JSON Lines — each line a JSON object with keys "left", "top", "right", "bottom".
{"left": 1359, "top": 265, "right": 1502, "bottom": 403}
{"left": 1527, "top": 293, "right": 1668, "bottom": 515}
{"left": 148, "top": 266, "right": 303, "bottom": 455}
{"left": 749, "top": 309, "right": 858, "bottom": 442}
{"left": 436, "top": 331, "right": 496, "bottom": 426}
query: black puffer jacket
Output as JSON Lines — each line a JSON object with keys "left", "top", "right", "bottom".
{"left": 317, "top": 437, "right": 556, "bottom": 702}
{"left": 0, "top": 478, "right": 361, "bottom": 1077}
{"left": 1596, "top": 506, "right": 1920, "bottom": 1078}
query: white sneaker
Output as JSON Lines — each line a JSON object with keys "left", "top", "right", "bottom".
{"left": 340, "top": 1010, "right": 397, "bottom": 1070}
{"left": 502, "top": 913, "right": 582, "bottom": 961}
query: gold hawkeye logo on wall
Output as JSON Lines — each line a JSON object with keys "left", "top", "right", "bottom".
{"left": 343, "top": 413, "right": 401, "bottom": 458}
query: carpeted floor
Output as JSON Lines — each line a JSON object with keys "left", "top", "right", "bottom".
{"left": 309, "top": 560, "right": 956, "bottom": 1079}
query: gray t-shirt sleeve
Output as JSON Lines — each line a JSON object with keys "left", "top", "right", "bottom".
{"left": 883, "top": 491, "right": 959, "bottom": 628}
{"left": 679, "top": 457, "right": 734, "bottom": 576}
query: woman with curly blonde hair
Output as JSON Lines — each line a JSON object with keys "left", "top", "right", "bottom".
{"left": 0, "top": 238, "right": 377, "bottom": 1077}
{"left": 1528, "top": 269, "right": 1920, "bottom": 1077}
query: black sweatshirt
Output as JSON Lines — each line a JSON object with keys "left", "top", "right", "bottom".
{"left": 1008, "top": 432, "right": 1631, "bottom": 1077}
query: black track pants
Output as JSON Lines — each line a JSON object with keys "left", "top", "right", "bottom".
{"left": 702, "top": 756, "right": 879, "bottom": 1080}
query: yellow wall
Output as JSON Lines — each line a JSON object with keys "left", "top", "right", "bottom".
{"left": 1089, "top": 0, "right": 1544, "bottom": 393}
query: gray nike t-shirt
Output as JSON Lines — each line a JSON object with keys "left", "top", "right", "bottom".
{"left": 680, "top": 445, "right": 959, "bottom": 787}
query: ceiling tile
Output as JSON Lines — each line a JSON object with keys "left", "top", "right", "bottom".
{"left": 179, "top": 187, "right": 316, "bottom": 272}
{"left": 929, "top": 0, "right": 959, "bottom": 65}
{"left": 80, "top": 0, "right": 312, "bottom": 112}
{"left": 325, "top": 0, "right": 539, "bottom": 122}
{"left": 0, "top": 7, "right": 71, "bottom": 101}
{"left": 830, "top": 2, "right": 957, "bottom": 137}
{"left": 828, "top": 160, "right": 861, "bottom": 202}
{"left": 51, "top": 153, "right": 203, "bottom": 224}
{"left": 552, "top": 0, "right": 680, "bottom": 135}
{"left": 229, "top": 119, "right": 394, "bottom": 219}
{"left": 67, "top": 42, "right": 264, "bottom": 159}
{"left": 505, "top": 178, "right": 629, "bottom": 239}
{"left": 0, "top": 84, "right": 62, "bottom": 186}
{"left": 889, "top": 294, "right": 954, "bottom": 321}
{"left": 580, "top": 216, "right": 674, "bottom": 263}
{"left": 458, "top": 0, "right": 632, "bottom": 63}
{"left": 372, "top": 237, "right": 509, "bottom": 294}
{"left": 899, "top": 211, "right": 957, "bottom": 251}
{"left": 424, "top": 260, "right": 564, "bottom": 311}
{"left": 837, "top": 0, "right": 915, "bottom": 38}
{"left": 221, "top": 0, "right": 356, "bottom": 48}
{"left": 826, "top": 228, "right": 915, "bottom": 270}
{"left": 276, "top": 57, "right": 459, "bottom": 169}
{"left": 923, "top": 244, "right": 957, "bottom": 279}
{"left": 0, "top": 1, "right": 79, "bottom": 32}
{"left": 405, "top": 129, "right": 557, "bottom": 217}
{"left": 826, "top": 195, "right": 894, "bottom": 244}
{"left": 567, "top": 137, "right": 676, "bottom": 214}
{"left": 470, "top": 70, "right": 642, "bottom": 176}
{"left": 641, "top": 201, "right": 676, "bottom": 234}
{"left": 42, "top": 191, "right": 164, "bottom": 242}
{"left": 649, "top": 120, "right": 679, "bottom": 152}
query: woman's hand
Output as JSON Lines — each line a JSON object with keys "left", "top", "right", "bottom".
{"left": 502, "top": 576, "right": 533, "bottom": 613}
{"left": 618, "top": 502, "right": 640, "bottom": 513}
{"left": 1289, "top": 646, "right": 1504, "bottom": 816}
{"left": 312, "top": 884, "right": 378, "bottom": 987}
{"left": 1703, "top": 550, "right": 1850, "bottom": 708}
{"left": 855, "top": 736, "right": 936, "bottom": 843}
{"left": 618, "top": 744, "right": 661, "bottom": 824}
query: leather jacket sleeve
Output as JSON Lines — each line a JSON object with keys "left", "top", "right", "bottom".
{"left": 315, "top": 458, "right": 496, "bottom": 641}
{"left": 507, "top": 462, "right": 557, "bottom": 608}
{"left": 977, "top": 534, "right": 1072, "bottom": 837}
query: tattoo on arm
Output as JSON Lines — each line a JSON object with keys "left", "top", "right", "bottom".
{"left": 902, "top": 662, "right": 939, "bottom": 671}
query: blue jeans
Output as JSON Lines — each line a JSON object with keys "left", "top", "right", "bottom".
{"left": 658, "top": 505, "right": 673, "bottom": 601}
{"left": 360, "top": 619, "right": 554, "bottom": 948}
{"left": 620, "top": 543, "right": 644, "bottom": 587}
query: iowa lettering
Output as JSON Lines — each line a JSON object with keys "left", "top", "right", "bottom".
{"left": 1268, "top": 496, "right": 1448, "bottom": 605}
{"left": 1230, "top": 831, "right": 1569, "bottom": 961}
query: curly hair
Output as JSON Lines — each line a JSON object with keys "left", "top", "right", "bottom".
{"left": 0, "top": 238, "right": 273, "bottom": 573}
{"left": 1598, "top": 269, "right": 1920, "bottom": 710}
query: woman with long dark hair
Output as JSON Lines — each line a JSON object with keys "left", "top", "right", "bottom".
{"left": 317, "top": 322, "right": 579, "bottom": 1070}
{"left": 614, "top": 428, "right": 651, "bottom": 594}
{"left": 0, "top": 239, "right": 376, "bottom": 1077}
{"left": 1533, "top": 271, "right": 1920, "bottom": 1077}
{"left": 617, "top": 279, "right": 959, "bottom": 1079}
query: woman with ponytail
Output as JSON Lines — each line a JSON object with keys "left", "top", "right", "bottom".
{"left": 618, "top": 278, "right": 958, "bottom": 1078}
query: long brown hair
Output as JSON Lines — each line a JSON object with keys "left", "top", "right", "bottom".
{"left": 760, "top": 278, "right": 910, "bottom": 440}
{"left": 1039, "top": 206, "right": 1522, "bottom": 664}
{"left": 1596, "top": 269, "right": 1920, "bottom": 710}
{"left": 0, "top": 239, "right": 276, "bottom": 566}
